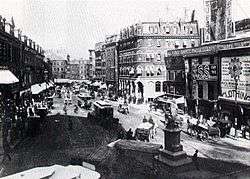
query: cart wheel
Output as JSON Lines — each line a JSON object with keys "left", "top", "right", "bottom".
{"left": 201, "top": 131, "right": 209, "bottom": 141}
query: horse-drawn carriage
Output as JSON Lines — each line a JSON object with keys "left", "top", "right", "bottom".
{"left": 88, "top": 101, "right": 119, "bottom": 129}
{"left": 135, "top": 122, "right": 154, "bottom": 142}
{"left": 187, "top": 118, "right": 220, "bottom": 141}
{"left": 77, "top": 93, "right": 92, "bottom": 110}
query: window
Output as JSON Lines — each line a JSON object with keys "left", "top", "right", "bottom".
{"left": 157, "top": 40, "right": 161, "bottom": 47}
{"left": 191, "top": 41, "right": 195, "bottom": 47}
{"left": 166, "top": 27, "right": 170, "bottom": 34}
{"left": 155, "top": 81, "right": 161, "bottom": 92}
{"left": 190, "top": 27, "right": 193, "bottom": 34}
{"left": 163, "top": 81, "right": 168, "bottom": 92}
{"left": 210, "top": 56, "right": 214, "bottom": 64}
{"left": 157, "top": 53, "right": 161, "bottom": 61}
{"left": 157, "top": 68, "right": 162, "bottom": 75}
{"left": 169, "top": 71, "right": 175, "bottom": 80}
{"left": 175, "top": 41, "right": 179, "bottom": 49}
{"left": 183, "top": 41, "right": 187, "bottom": 48}
{"left": 169, "top": 86, "right": 175, "bottom": 94}
{"left": 154, "top": 26, "right": 159, "bottom": 34}
{"left": 198, "top": 58, "right": 202, "bottom": 64}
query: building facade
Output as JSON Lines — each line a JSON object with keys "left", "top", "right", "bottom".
{"left": 104, "top": 35, "right": 119, "bottom": 95}
{"left": 94, "top": 42, "right": 105, "bottom": 81}
{"left": 118, "top": 21, "right": 200, "bottom": 102}
{"left": 86, "top": 49, "right": 95, "bottom": 80}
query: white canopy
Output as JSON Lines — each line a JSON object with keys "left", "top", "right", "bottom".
{"left": 1, "top": 165, "right": 101, "bottom": 179}
{"left": 100, "top": 83, "right": 107, "bottom": 89}
{"left": 0, "top": 70, "right": 19, "bottom": 84}
{"left": 31, "top": 82, "right": 47, "bottom": 94}
{"left": 137, "top": 122, "right": 153, "bottom": 130}
{"left": 92, "top": 81, "right": 101, "bottom": 87}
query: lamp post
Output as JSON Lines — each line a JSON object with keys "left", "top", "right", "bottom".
{"left": 44, "top": 70, "right": 48, "bottom": 96}
{"left": 228, "top": 57, "right": 242, "bottom": 137}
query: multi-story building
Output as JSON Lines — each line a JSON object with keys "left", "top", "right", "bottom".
{"left": 94, "top": 42, "right": 105, "bottom": 81}
{"left": 0, "top": 15, "right": 47, "bottom": 101}
{"left": 167, "top": 0, "right": 250, "bottom": 136}
{"left": 104, "top": 35, "right": 119, "bottom": 95}
{"left": 47, "top": 53, "right": 67, "bottom": 79}
{"left": 0, "top": 15, "right": 48, "bottom": 151}
{"left": 65, "top": 59, "right": 80, "bottom": 80}
{"left": 118, "top": 21, "right": 200, "bottom": 102}
{"left": 86, "top": 49, "right": 95, "bottom": 80}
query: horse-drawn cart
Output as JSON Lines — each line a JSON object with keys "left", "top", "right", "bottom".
{"left": 187, "top": 118, "right": 220, "bottom": 141}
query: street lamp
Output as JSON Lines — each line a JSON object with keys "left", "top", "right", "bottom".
{"left": 228, "top": 57, "right": 242, "bottom": 137}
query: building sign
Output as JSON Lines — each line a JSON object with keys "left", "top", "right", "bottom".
{"left": 193, "top": 64, "right": 217, "bottom": 80}
{"left": 204, "top": 0, "right": 211, "bottom": 42}
{"left": 221, "top": 56, "right": 250, "bottom": 102}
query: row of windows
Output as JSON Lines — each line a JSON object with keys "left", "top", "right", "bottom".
{"left": 53, "top": 61, "right": 66, "bottom": 66}
{"left": 147, "top": 25, "right": 194, "bottom": 35}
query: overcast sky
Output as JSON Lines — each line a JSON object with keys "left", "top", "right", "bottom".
{"left": 0, "top": 0, "right": 249, "bottom": 59}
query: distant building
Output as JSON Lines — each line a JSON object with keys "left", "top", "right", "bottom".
{"left": 86, "top": 49, "right": 95, "bottom": 80}
{"left": 47, "top": 53, "right": 67, "bottom": 79}
{"left": 118, "top": 20, "right": 200, "bottom": 102}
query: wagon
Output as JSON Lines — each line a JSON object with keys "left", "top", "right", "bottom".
{"left": 135, "top": 122, "right": 154, "bottom": 142}
{"left": 187, "top": 118, "right": 220, "bottom": 141}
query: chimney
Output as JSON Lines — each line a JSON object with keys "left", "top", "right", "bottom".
{"left": 28, "top": 39, "right": 32, "bottom": 47}
{"left": 33, "top": 42, "right": 36, "bottom": 49}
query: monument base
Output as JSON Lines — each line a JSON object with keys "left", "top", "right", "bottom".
{"left": 154, "top": 149, "right": 193, "bottom": 173}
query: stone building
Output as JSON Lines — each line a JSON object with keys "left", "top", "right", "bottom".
{"left": 94, "top": 42, "right": 105, "bottom": 82}
{"left": 86, "top": 49, "right": 95, "bottom": 80}
{"left": 104, "top": 35, "right": 119, "bottom": 95}
{"left": 118, "top": 20, "right": 200, "bottom": 102}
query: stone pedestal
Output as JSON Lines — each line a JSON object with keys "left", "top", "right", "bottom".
{"left": 155, "top": 123, "right": 192, "bottom": 173}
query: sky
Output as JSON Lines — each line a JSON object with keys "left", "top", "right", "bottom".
{"left": 0, "top": 0, "right": 249, "bottom": 59}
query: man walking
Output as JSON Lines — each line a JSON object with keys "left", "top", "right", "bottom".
{"left": 192, "top": 150, "right": 200, "bottom": 170}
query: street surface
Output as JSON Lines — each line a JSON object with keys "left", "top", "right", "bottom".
{"left": 108, "top": 99, "right": 250, "bottom": 167}
{"left": 1, "top": 92, "right": 250, "bottom": 177}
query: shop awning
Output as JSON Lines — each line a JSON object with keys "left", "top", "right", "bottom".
{"left": 100, "top": 84, "right": 107, "bottom": 89}
{"left": 92, "top": 81, "right": 101, "bottom": 87}
{"left": 1, "top": 164, "right": 101, "bottom": 179}
{"left": 31, "top": 82, "right": 47, "bottom": 94}
{"left": 54, "top": 78, "right": 70, "bottom": 84}
{"left": 0, "top": 70, "right": 19, "bottom": 84}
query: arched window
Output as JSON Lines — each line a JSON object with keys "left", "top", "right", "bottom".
{"left": 136, "top": 66, "right": 143, "bottom": 76}
{"left": 157, "top": 68, "right": 162, "bottom": 75}
{"left": 155, "top": 81, "right": 161, "bottom": 92}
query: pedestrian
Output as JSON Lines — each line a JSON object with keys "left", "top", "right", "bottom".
{"left": 192, "top": 150, "right": 200, "bottom": 170}
{"left": 143, "top": 116, "right": 147, "bottom": 123}
{"left": 126, "top": 128, "right": 133, "bottom": 140}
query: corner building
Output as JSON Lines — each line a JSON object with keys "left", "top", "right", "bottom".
{"left": 118, "top": 21, "right": 200, "bottom": 102}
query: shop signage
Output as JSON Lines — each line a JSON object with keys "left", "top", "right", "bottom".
{"left": 167, "top": 39, "right": 250, "bottom": 57}
{"left": 221, "top": 56, "right": 250, "bottom": 102}
{"left": 193, "top": 64, "right": 217, "bottom": 80}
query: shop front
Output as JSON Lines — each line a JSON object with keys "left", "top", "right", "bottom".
{"left": 218, "top": 48, "right": 250, "bottom": 138}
